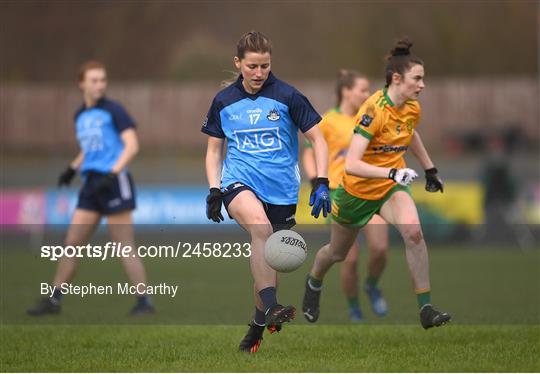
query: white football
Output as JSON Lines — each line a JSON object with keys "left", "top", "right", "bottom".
{"left": 264, "top": 230, "right": 307, "bottom": 273}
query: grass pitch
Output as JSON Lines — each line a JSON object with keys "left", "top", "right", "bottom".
{"left": 1, "top": 325, "right": 538, "bottom": 372}
{"left": 1, "top": 232, "right": 539, "bottom": 371}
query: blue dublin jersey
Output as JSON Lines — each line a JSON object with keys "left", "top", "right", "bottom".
{"left": 201, "top": 72, "right": 321, "bottom": 204}
{"left": 74, "top": 97, "right": 135, "bottom": 175}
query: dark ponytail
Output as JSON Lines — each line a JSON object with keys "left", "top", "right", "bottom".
{"left": 385, "top": 37, "right": 423, "bottom": 87}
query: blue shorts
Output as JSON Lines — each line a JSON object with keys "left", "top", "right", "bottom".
{"left": 77, "top": 171, "right": 136, "bottom": 215}
{"left": 222, "top": 182, "right": 296, "bottom": 232}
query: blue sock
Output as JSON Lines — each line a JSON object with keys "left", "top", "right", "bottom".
{"left": 258, "top": 287, "right": 277, "bottom": 312}
{"left": 253, "top": 307, "right": 266, "bottom": 326}
{"left": 52, "top": 288, "right": 63, "bottom": 302}
{"left": 137, "top": 295, "right": 151, "bottom": 306}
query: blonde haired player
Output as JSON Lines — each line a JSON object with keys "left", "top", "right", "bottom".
{"left": 303, "top": 38, "right": 451, "bottom": 329}
{"left": 303, "top": 70, "right": 389, "bottom": 322}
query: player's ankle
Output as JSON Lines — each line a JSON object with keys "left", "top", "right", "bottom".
{"left": 51, "top": 288, "right": 63, "bottom": 302}
{"left": 136, "top": 295, "right": 152, "bottom": 306}
{"left": 308, "top": 275, "right": 323, "bottom": 290}
{"left": 416, "top": 290, "right": 431, "bottom": 309}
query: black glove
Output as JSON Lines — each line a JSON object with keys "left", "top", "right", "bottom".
{"left": 206, "top": 187, "right": 224, "bottom": 222}
{"left": 58, "top": 166, "right": 76, "bottom": 187}
{"left": 310, "top": 178, "right": 318, "bottom": 189}
{"left": 94, "top": 172, "right": 117, "bottom": 194}
{"left": 425, "top": 167, "right": 444, "bottom": 193}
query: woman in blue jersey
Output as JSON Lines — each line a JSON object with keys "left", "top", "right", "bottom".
{"left": 202, "top": 31, "right": 330, "bottom": 353}
{"left": 27, "top": 61, "right": 154, "bottom": 316}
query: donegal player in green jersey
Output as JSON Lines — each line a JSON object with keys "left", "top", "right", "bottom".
{"left": 303, "top": 38, "right": 450, "bottom": 329}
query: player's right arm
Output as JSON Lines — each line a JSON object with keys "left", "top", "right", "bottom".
{"left": 345, "top": 106, "right": 417, "bottom": 186}
{"left": 345, "top": 104, "right": 390, "bottom": 179}
{"left": 204, "top": 136, "right": 225, "bottom": 222}
{"left": 70, "top": 151, "right": 84, "bottom": 170}
{"left": 58, "top": 151, "right": 84, "bottom": 187}
{"left": 345, "top": 134, "right": 417, "bottom": 186}
{"left": 205, "top": 137, "right": 224, "bottom": 189}
{"left": 201, "top": 97, "right": 226, "bottom": 222}
{"left": 345, "top": 135, "right": 390, "bottom": 179}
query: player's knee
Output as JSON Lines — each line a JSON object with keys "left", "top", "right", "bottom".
{"left": 368, "top": 240, "right": 387, "bottom": 254}
{"left": 343, "top": 251, "right": 357, "bottom": 263}
{"left": 249, "top": 221, "right": 273, "bottom": 241}
{"left": 342, "top": 248, "right": 358, "bottom": 265}
{"left": 64, "top": 238, "right": 81, "bottom": 248}
{"left": 342, "top": 256, "right": 357, "bottom": 268}
{"left": 328, "top": 246, "right": 348, "bottom": 263}
{"left": 403, "top": 226, "right": 424, "bottom": 245}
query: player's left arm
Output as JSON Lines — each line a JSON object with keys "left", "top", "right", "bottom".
{"left": 111, "top": 128, "right": 139, "bottom": 174}
{"left": 302, "top": 146, "right": 317, "bottom": 184}
{"left": 290, "top": 89, "right": 330, "bottom": 217}
{"left": 289, "top": 89, "right": 327, "bottom": 180}
{"left": 409, "top": 131, "right": 434, "bottom": 169}
{"left": 303, "top": 126, "right": 328, "bottom": 179}
{"left": 409, "top": 131, "right": 444, "bottom": 193}
{"left": 304, "top": 125, "right": 331, "bottom": 218}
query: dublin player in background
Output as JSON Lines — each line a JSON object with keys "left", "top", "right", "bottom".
{"left": 303, "top": 38, "right": 451, "bottom": 329}
{"left": 303, "top": 70, "right": 390, "bottom": 322}
{"left": 27, "top": 61, "right": 154, "bottom": 316}
{"left": 202, "top": 31, "right": 330, "bottom": 353}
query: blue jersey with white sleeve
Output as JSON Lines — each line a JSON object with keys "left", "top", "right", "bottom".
{"left": 201, "top": 72, "right": 321, "bottom": 205}
{"left": 74, "top": 97, "right": 135, "bottom": 175}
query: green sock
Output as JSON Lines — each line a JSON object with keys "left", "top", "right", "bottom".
{"left": 416, "top": 291, "right": 431, "bottom": 309}
{"left": 347, "top": 297, "right": 359, "bottom": 310}
{"left": 308, "top": 275, "right": 323, "bottom": 289}
{"left": 366, "top": 275, "right": 379, "bottom": 288}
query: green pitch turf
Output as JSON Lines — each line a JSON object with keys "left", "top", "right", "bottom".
{"left": 1, "top": 325, "right": 539, "bottom": 372}
{"left": 1, "top": 232, "right": 539, "bottom": 371}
